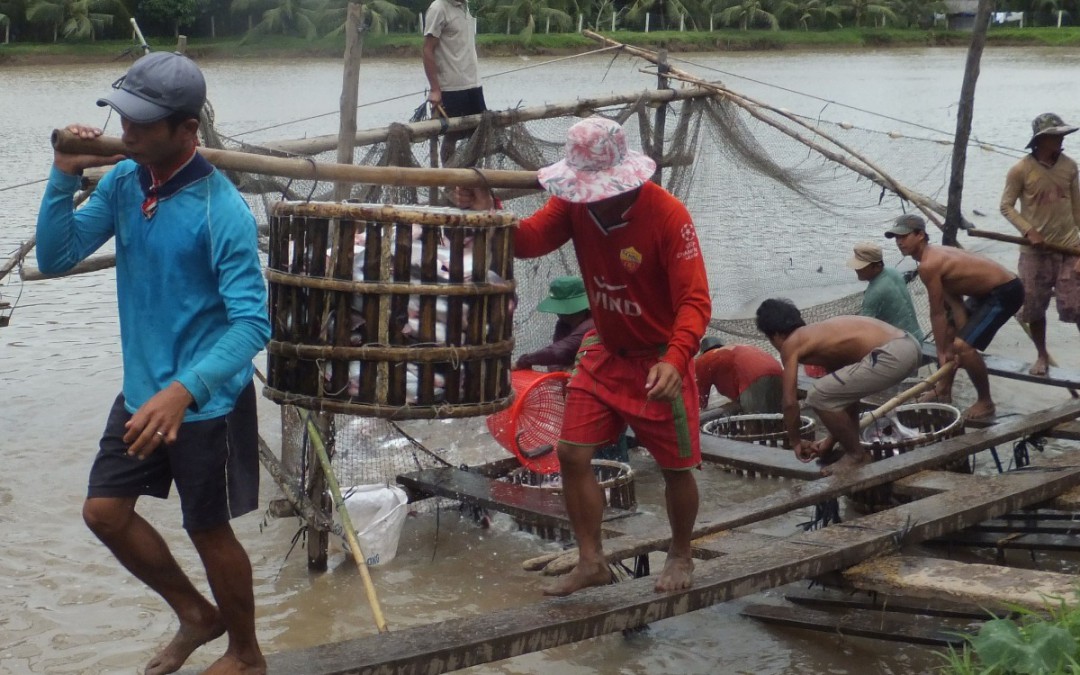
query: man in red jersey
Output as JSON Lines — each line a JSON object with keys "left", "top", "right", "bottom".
{"left": 516, "top": 117, "right": 711, "bottom": 597}
{"left": 695, "top": 336, "right": 782, "bottom": 413}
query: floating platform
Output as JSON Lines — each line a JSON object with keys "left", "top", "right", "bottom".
{"left": 206, "top": 399, "right": 1080, "bottom": 675}
{"left": 921, "top": 342, "right": 1080, "bottom": 390}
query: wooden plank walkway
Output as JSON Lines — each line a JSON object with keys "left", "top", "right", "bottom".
{"left": 844, "top": 555, "right": 1080, "bottom": 613}
{"left": 200, "top": 451, "right": 1080, "bottom": 675}
{"left": 894, "top": 469, "right": 1080, "bottom": 511}
{"left": 921, "top": 343, "right": 1080, "bottom": 390}
{"left": 699, "top": 435, "right": 821, "bottom": 481}
{"left": 396, "top": 466, "right": 636, "bottom": 530}
{"left": 740, "top": 603, "right": 970, "bottom": 647}
{"left": 529, "top": 399, "right": 1080, "bottom": 576}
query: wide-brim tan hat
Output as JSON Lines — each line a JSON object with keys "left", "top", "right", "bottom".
{"left": 1026, "top": 112, "right": 1078, "bottom": 150}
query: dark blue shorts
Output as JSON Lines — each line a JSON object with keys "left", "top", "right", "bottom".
{"left": 960, "top": 278, "right": 1025, "bottom": 352}
{"left": 87, "top": 383, "right": 260, "bottom": 531}
{"left": 441, "top": 86, "right": 486, "bottom": 118}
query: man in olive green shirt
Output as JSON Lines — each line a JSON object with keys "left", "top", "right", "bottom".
{"left": 1001, "top": 112, "right": 1080, "bottom": 376}
{"left": 848, "top": 241, "right": 924, "bottom": 342}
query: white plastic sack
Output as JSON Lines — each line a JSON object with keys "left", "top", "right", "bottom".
{"left": 336, "top": 484, "right": 409, "bottom": 567}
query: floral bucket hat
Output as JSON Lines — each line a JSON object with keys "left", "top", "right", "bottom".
{"left": 1026, "top": 112, "right": 1078, "bottom": 149}
{"left": 537, "top": 117, "right": 657, "bottom": 203}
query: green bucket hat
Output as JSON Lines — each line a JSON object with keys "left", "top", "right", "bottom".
{"left": 1027, "top": 112, "right": 1078, "bottom": 150}
{"left": 537, "top": 276, "right": 589, "bottom": 314}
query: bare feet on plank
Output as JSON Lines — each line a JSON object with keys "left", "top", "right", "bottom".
{"left": 542, "top": 559, "right": 613, "bottom": 597}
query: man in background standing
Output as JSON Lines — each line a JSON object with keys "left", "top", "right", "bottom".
{"left": 848, "top": 241, "right": 924, "bottom": 342}
{"left": 1001, "top": 112, "right": 1080, "bottom": 376}
{"left": 423, "top": 0, "right": 486, "bottom": 165}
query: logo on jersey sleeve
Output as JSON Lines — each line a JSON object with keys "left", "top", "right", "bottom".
{"left": 620, "top": 246, "right": 642, "bottom": 273}
{"left": 677, "top": 222, "right": 701, "bottom": 261}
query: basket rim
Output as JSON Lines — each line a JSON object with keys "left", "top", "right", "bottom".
{"left": 271, "top": 200, "right": 518, "bottom": 227}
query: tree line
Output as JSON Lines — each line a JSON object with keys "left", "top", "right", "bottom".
{"left": 0, "top": 0, "right": 1075, "bottom": 45}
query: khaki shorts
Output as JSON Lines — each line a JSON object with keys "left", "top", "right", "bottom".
{"left": 806, "top": 335, "right": 921, "bottom": 412}
{"left": 1018, "top": 250, "right": 1080, "bottom": 323}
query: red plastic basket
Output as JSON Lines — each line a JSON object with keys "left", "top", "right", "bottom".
{"left": 485, "top": 369, "right": 570, "bottom": 474}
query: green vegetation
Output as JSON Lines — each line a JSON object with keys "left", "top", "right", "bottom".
{"left": 941, "top": 595, "right": 1080, "bottom": 675}
{"left": 0, "top": 0, "right": 1079, "bottom": 50}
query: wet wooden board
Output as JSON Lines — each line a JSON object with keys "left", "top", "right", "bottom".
{"left": 740, "top": 603, "right": 970, "bottom": 647}
{"left": 929, "top": 530, "right": 1080, "bottom": 553}
{"left": 921, "top": 343, "right": 1080, "bottom": 389}
{"left": 699, "top": 435, "right": 821, "bottom": 481}
{"left": 844, "top": 555, "right": 1080, "bottom": 613}
{"left": 396, "top": 466, "right": 634, "bottom": 528}
{"left": 784, "top": 592, "right": 997, "bottom": 620}
{"left": 895, "top": 470, "right": 1080, "bottom": 511}
{"left": 531, "top": 398, "right": 1080, "bottom": 576}
{"left": 185, "top": 451, "right": 1080, "bottom": 675}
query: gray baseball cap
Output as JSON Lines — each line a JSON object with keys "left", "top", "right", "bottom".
{"left": 97, "top": 52, "right": 206, "bottom": 124}
{"left": 884, "top": 213, "right": 927, "bottom": 238}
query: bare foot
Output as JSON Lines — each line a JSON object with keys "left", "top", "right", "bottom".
{"left": 654, "top": 556, "right": 694, "bottom": 593}
{"left": 201, "top": 653, "right": 267, "bottom": 675}
{"left": 963, "top": 401, "right": 996, "bottom": 421}
{"left": 815, "top": 444, "right": 845, "bottom": 467}
{"left": 542, "top": 559, "right": 613, "bottom": 597}
{"left": 144, "top": 617, "right": 226, "bottom": 675}
{"left": 821, "top": 450, "right": 871, "bottom": 476}
{"left": 1029, "top": 356, "right": 1049, "bottom": 377}
{"left": 915, "top": 388, "right": 951, "bottom": 404}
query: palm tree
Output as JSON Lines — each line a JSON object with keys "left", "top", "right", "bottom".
{"left": 715, "top": 0, "right": 779, "bottom": 29}
{"left": 836, "top": 0, "right": 896, "bottom": 26}
{"left": 887, "top": 0, "right": 943, "bottom": 27}
{"left": 26, "top": 0, "right": 125, "bottom": 40}
{"left": 491, "top": 0, "right": 572, "bottom": 37}
{"left": 231, "top": 0, "right": 324, "bottom": 39}
{"left": 322, "top": 0, "right": 414, "bottom": 34}
{"left": 777, "top": 0, "right": 840, "bottom": 28}
{"left": 624, "top": 0, "right": 704, "bottom": 30}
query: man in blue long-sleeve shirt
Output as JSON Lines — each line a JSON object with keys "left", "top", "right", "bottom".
{"left": 36, "top": 52, "right": 269, "bottom": 675}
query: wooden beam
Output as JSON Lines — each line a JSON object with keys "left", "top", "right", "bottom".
{"left": 894, "top": 469, "right": 1080, "bottom": 512}
{"left": 531, "top": 398, "right": 1080, "bottom": 576}
{"left": 741, "top": 603, "right": 969, "bottom": 647}
{"left": 181, "top": 451, "right": 1080, "bottom": 675}
{"left": 844, "top": 555, "right": 1080, "bottom": 613}
{"left": 699, "top": 435, "right": 821, "bottom": 481}
{"left": 921, "top": 342, "right": 1080, "bottom": 389}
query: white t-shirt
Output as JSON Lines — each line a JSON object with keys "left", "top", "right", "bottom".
{"left": 424, "top": 0, "right": 481, "bottom": 92}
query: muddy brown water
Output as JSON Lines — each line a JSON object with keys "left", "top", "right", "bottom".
{"left": 4, "top": 48, "right": 1080, "bottom": 674}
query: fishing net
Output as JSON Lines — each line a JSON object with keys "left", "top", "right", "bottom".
{"left": 201, "top": 66, "right": 1021, "bottom": 493}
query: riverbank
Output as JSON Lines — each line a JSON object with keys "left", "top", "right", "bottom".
{"left": 4, "top": 27, "right": 1080, "bottom": 65}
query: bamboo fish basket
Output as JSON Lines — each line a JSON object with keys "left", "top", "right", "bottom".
{"left": 264, "top": 201, "right": 517, "bottom": 419}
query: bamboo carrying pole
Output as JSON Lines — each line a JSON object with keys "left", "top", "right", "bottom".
{"left": 302, "top": 410, "right": 390, "bottom": 633}
{"left": 967, "top": 228, "right": 1080, "bottom": 257}
{"left": 50, "top": 129, "right": 540, "bottom": 191}
{"left": 858, "top": 362, "right": 958, "bottom": 431}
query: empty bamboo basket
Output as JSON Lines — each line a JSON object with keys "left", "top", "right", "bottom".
{"left": 264, "top": 201, "right": 517, "bottom": 419}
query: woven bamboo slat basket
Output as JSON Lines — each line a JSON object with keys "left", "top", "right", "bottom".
{"left": 850, "top": 402, "right": 966, "bottom": 512}
{"left": 264, "top": 201, "right": 517, "bottom": 419}
{"left": 701, "top": 413, "right": 816, "bottom": 449}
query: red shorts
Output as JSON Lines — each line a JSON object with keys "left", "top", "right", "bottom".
{"left": 560, "top": 333, "right": 701, "bottom": 470}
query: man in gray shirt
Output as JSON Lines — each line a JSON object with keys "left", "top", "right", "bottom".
{"left": 423, "top": 0, "right": 486, "bottom": 165}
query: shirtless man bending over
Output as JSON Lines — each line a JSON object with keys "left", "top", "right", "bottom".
{"left": 756, "top": 299, "right": 921, "bottom": 475}
{"left": 887, "top": 213, "right": 1024, "bottom": 420}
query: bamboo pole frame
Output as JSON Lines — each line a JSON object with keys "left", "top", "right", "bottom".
{"left": 51, "top": 129, "right": 540, "bottom": 191}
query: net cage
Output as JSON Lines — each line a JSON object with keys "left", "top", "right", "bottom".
{"left": 201, "top": 75, "right": 1020, "bottom": 491}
